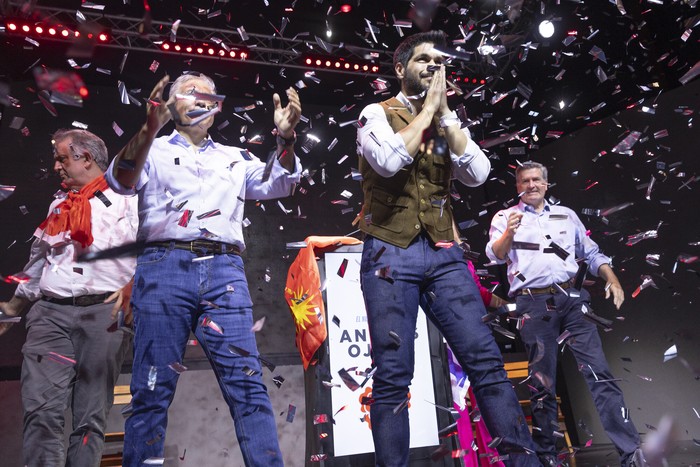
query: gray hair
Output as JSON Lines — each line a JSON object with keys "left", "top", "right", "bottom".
{"left": 168, "top": 72, "right": 217, "bottom": 99}
{"left": 52, "top": 129, "right": 108, "bottom": 171}
{"left": 516, "top": 161, "right": 548, "bottom": 182}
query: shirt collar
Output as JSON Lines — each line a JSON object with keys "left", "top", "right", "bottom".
{"left": 518, "top": 200, "right": 551, "bottom": 214}
{"left": 166, "top": 129, "right": 216, "bottom": 150}
{"left": 395, "top": 92, "right": 416, "bottom": 115}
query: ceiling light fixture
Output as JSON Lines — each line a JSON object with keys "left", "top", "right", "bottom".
{"left": 538, "top": 20, "right": 555, "bottom": 39}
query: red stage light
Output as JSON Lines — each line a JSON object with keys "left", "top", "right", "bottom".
{"left": 174, "top": 44, "right": 181, "bottom": 51}
{"left": 218, "top": 50, "right": 225, "bottom": 56}
{"left": 22, "top": 25, "right": 30, "bottom": 32}
{"left": 8, "top": 22, "right": 17, "bottom": 31}
{"left": 353, "top": 64, "right": 359, "bottom": 70}
{"left": 208, "top": 48, "right": 215, "bottom": 55}
{"left": 362, "top": 65, "right": 369, "bottom": 71}
{"left": 340, "top": 4, "right": 352, "bottom": 13}
{"left": 480, "top": 79, "right": 486, "bottom": 84}
{"left": 186, "top": 46, "right": 193, "bottom": 52}
{"left": 35, "top": 26, "right": 43, "bottom": 34}
{"left": 87, "top": 33, "right": 93, "bottom": 39}
{"left": 325, "top": 60, "right": 331, "bottom": 67}
{"left": 48, "top": 27, "right": 56, "bottom": 35}
{"left": 74, "top": 31, "right": 80, "bottom": 37}
{"left": 196, "top": 47, "right": 203, "bottom": 54}
{"left": 335, "top": 62, "right": 341, "bottom": 68}
{"left": 344, "top": 63, "right": 350, "bottom": 69}
{"left": 306, "top": 58, "right": 312, "bottom": 65}
{"left": 79, "top": 86, "right": 89, "bottom": 98}
{"left": 315, "top": 59, "right": 322, "bottom": 66}
{"left": 240, "top": 51, "right": 248, "bottom": 59}
{"left": 98, "top": 33, "right": 108, "bottom": 41}
{"left": 61, "top": 29, "right": 69, "bottom": 37}
{"left": 162, "top": 43, "right": 170, "bottom": 50}
{"left": 372, "top": 66, "right": 379, "bottom": 73}
{"left": 229, "top": 51, "right": 236, "bottom": 58}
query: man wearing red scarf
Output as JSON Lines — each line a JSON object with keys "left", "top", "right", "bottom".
{"left": 0, "top": 129, "right": 138, "bottom": 467}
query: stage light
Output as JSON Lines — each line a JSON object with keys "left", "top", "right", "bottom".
{"left": 98, "top": 33, "right": 108, "bottom": 41}
{"left": 79, "top": 86, "right": 89, "bottom": 98}
{"left": 48, "top": 27, "right": 56, "bottom": 35}
{"left": 8, "top": 22, "right": 17, "bottom": 31}
{"left": 61, "top": 29, "right": 69, "bottom": 37}
{"left": 340, "top": 4, "right": 352, "bottom": 13}
{"left": 539, "top": 20, "right": 555, "bottom": 39}
{"left": 35, "top": 26, "right": 43, "bottom": 34}
{"left": 159, "top": 41, "right": 249, "bottom": 62}
{"left": 302, "top": 55, "right": 381, "bottom": 75}
{"left": 22, "top": 24, "right": 29, "bottom": 32}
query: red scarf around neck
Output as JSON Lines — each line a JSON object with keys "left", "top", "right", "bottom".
{"left": 38, "top": 175, "right": 109, "bottom": 248}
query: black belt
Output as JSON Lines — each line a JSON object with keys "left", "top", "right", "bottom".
{"left": 516, "top": 281, "right": 571, "bottom": 296}
{"left": 147, "top": 240, "right": 241, "bottom": 256}
{"left": 42, "top": 292, "right": 114, "bottom": 307}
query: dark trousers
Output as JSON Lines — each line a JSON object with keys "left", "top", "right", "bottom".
{"left": 21, "top": 299, "right": 131, "bottom": 467}
{"left": 360, "top": 235, "right": 541, "bottom": 467}
{"left": 515, "top": 289, "right": 641, "bottom": 465}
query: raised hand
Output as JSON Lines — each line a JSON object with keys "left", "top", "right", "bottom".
{"left": 146, "top": 75, "right": 173, "bottom": 136}
{"left": 273, "top": 87, "right": 301, "bottom": 138}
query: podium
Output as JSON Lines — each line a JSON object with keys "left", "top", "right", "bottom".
{"left": 302, "top": 245, "right": 461, "bottom": 466}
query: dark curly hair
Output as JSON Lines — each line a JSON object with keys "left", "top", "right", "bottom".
{"left": 393, "top": 30, "right": 448, "bottom": 70}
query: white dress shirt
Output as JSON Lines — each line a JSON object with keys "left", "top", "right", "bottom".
{"left": 485, "top": 201, "right": 612, "bottom": 294}
{"left": 356, "top": 92, "right": 490, "bottom": 186}
{"left": 16, "top": 187, "right": 138, "bottom": 301}
{"left": 106, "top": 130, "right": 302, "bottom": 251}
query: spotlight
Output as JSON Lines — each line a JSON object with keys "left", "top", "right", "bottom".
{"left": 538, "top": 20, "right": 555, "bottom": 39}
{"left": 340, "top": 4, "right": 352, "bottom": 13}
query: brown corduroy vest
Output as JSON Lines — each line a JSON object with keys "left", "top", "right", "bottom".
{"left": 358, "top": 97, "right": 455, "bottom": 248}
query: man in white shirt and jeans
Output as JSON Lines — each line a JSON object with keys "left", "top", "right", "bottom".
{"left": 106, "top": 71, "right": 302, "bottom": 466}
{"left": 0, "top": 129, "right": 137, "bottom": 466}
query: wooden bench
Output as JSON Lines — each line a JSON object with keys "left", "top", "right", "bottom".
{"left": 100, "top": 386, "right": 131, "bottom": 467}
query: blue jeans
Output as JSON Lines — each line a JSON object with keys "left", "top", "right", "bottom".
{"left": 360, "top": 235, "right": 540, "bottom": 467}
{"left": 515, "top": 289, "right": 640, "bottom": 465}
{"left": 123, "top": 246, "right": 282, "bottom": 466}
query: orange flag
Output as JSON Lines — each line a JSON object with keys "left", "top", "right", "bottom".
{"left": 284, "top": 236, "right": 362, "bottom": 369}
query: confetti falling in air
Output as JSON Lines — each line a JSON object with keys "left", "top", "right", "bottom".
{"left": 0, "top": 2, "right": 698, "bottom": 449}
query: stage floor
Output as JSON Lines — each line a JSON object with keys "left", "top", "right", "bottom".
{"left": 569, "top": 441, "right": 700, "bottom": 466}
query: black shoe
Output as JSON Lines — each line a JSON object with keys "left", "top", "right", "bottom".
{"left": 628, "top": 447, "right": 648, "bottom": 467}
{"left": 538, "top": 454, "right": 569, "bottom": 467}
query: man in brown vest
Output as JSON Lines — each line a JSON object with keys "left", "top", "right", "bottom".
{"left": 356, "top": 31, "right": 542, "bottom": 467}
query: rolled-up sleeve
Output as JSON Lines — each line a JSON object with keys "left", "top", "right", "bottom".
{"left": 244, "top": 155, "right": 302, "bottom": 200}
{"left": 572, "top": 211, "right": 611, "bottom": 275}
{"left": 485, "top": 210, "right": 509, "bottom": 264}
{"left": 451, "top": 127, "right": 490, "bottom": 187}
{"left": 356, "top": 103, "right": 414, "bottom": 178}
{"left": 15, "top": 237, "right": 49, "bottom": 301}
{"left": 105, "top": 158, "right": 150, "bottom": 195}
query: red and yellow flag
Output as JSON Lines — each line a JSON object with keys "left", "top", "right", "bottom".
{"left": 284, "top": 236, "right": 362, "bottom": 369}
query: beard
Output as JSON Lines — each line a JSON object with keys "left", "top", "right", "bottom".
{"left": 403, "top": 73, "right": 428, "bottom": 97}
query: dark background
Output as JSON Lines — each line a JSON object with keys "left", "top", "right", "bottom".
{"left": 1, "top": 0, "right": 699, "bottom": 446}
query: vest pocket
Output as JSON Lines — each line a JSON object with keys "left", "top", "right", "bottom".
{"left": 426, "top": 153, "right": 450, "bottom": 184}
{"left": 368, "top": 186, "right": 409, "bottom": 234}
